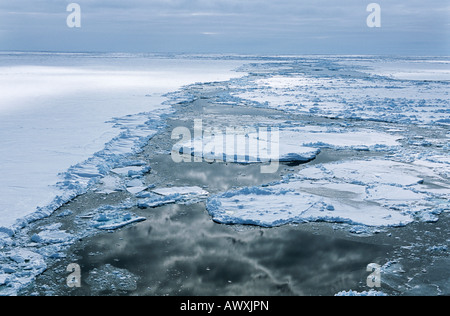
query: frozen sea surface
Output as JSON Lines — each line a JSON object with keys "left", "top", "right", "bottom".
{"left": 205, "top": 56, "right": 449, "bottom": 229}
{"left": 0, "top": 53, "right": 245, "bottom": 231}
{"left": 175, "top": 126, "right": 400, "bottom": 164}
{"left": 207, "top": 159, "right": 449, "bottom": 228}
{"left": 234, "top": 57, "right": 449, "bottom": 125}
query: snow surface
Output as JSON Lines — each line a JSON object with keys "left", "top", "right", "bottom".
{"left": 152, "top": 186, "right": 209, "bottom": 197}
{"left": 0, "top": 53, "right": 244, "bottom": 231}
{"left": 207, "top": 159, "right": 449, "bottom": 228}
{"left": 137, "top": 186, "right": 210, "bottom": 209}
{"left": 234, "top": 57, "right": 449, "bottom": 125}
{"left": 175, "top": 126, "right": 400, "bottom": 164}
{"left": 30, "top": 223, "right": 74, "bottom": 244}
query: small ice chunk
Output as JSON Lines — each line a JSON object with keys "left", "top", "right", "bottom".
{"left": 56, "top": 209, "right": 74, "bottom": 217}
{"left": 126, "top": 186, "right": 148, "bottom": 195}
{"left": 335, "top": 290, "right": 388, "bottom": 296}
{"left": 152, "top": 186, "right": 209, "bottom": 197}
{"left": 111, "top": 165, "right": 151, "bottom": 177}
{"left": 137, "top": 194, "right": 179, "bottom": 209}
{"left": 86, "top": 264, "right": 139, "bottom": 294}
{"left": 96, "top": 175, "right": 124, "bottom": 194}
{"left": 31, "top": 230, "right": 73, "bottom": 244}
{"left": 91, "top": 211, "right": 146, "bottom": 230}
{"left": 0, "top": 274, "right": 10, "bottom": 285}
{"left": 30, "top": 223, "right": 74, "bottom": 244}
{"left": 124, "top": 179, "right": 147, "bottom": 194}
{"left": 126, "top": 179, "right": 144, "bottom": 188}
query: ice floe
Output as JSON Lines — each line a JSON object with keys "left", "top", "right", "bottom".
{"left": 30, "top": 224, "right": 74, "bottom": 245}
{"left": 76, "top": 203, "right": 146, "bottom": 232}
{"left": 175, "top": 126, "right": 401, "bottom": 165}
{"left": 207, "top": 159, "right": 449, "bottom": 229}
{"left": 152, "top": 186, "right": 209, "bottom": 197}
{"left": 335, "top": 290, "right": 388, "bottom": 296}
{"left": 137, "top": 186, "right": 210, "bottom": 208}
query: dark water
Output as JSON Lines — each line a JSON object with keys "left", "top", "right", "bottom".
{"left": 74, "top": 202, "right": 390, "bottom": 296}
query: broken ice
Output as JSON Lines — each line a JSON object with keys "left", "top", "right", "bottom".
{"left": 207, "top": 159, "right": 449, "bottom": 229}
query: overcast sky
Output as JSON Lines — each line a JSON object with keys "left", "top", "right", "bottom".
{"left": 0, "top": 0, "right": 449, "bottom": 55}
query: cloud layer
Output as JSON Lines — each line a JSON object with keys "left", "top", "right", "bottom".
{"left": 0, "top": 0, "right": 448, "bottom": 54}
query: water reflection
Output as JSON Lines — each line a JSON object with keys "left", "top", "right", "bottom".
{"left": 78, "top": 203, "right": 390, "bottom": 296}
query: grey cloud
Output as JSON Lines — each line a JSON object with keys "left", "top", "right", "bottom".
{"left": 0, "top": 0, "right": 448, "bottom": 54}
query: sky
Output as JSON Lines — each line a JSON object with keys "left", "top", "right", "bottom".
{"left": 0, "top": 0, "right": 449, "bottom": 55}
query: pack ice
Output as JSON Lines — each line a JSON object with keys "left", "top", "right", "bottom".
{"left": 207, "top": 159, "right": 449, "bottom": 228}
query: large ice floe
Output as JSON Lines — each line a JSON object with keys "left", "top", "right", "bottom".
{"left": 174, "top": 125, "right": 401, "bottom": 165}
{"left": 0, "top": 53, "right": 244, "bottom": 232}
{"left": 207, "top": 159, "right": 449, "bottom": 229}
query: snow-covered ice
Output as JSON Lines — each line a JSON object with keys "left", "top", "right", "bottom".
{"left": 176, "top": 126, "right": 401, "bottom": 164}
{"left": 152, "top": 186, "right": 209, "bottom": 197}
{"left": 137, "top": 186, "right": 210, "bottom": 209}
{"left": 30, "top": 223, "right": 74, "bottom": 244}
{"left": 0, "top": 53, "right": 245, "bottom": 231}
{"left": 0, "top": 248, "right": 47, "bottom": 296}
{"left": 91, "top": 211, "right": 146, "bottom": 231}
{"left": 334, "top": 290, "right": 388, "bottom": 296}
{"left": 203, "top": 56, "right": 449, "bottom": 231}
{"left": 207, "top": 159, "right": 449, "bottom": 228}
{"left": 73, "top": 201, "right": 146, "bottom": 232}
{"left": 234, "top": 57, "right": 449, "bottom": 125}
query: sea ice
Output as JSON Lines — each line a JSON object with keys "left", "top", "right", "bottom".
{"left": 234, "top": 58, "right": 449, "bottom": 126}
{"left": 335, "top": 290, "right": 388, "bottom": 296}
{"left": 86, "top": 264, "right": 139, "bottom": 294}
{"left": 176, "top": 127, "right": 400, "bottom": 164}
{"left": 137, "top": 186, "right": 210, "bottom": 209}
{"left": 137, "top": 195, "right": 179, "bottom": 209}
{"left": 0, "top": 53, "right": 245, "bottom": 232}
{"left": 207, "top": 159, "right": 449, "bottom": 229}
{"left": 207, "top": 184, "right": 413, "bottom": 228}
{"left": 90, "top": 208, "right": 146, "bottom": 231}
{"left": 30, "top": 226, "right": 74, "bottom": 245}
{"left": 0, "top": 248, "right": 47, "bottom": 296}
{"left": 152, "top": 186, "right": 209, "bottom": 197}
